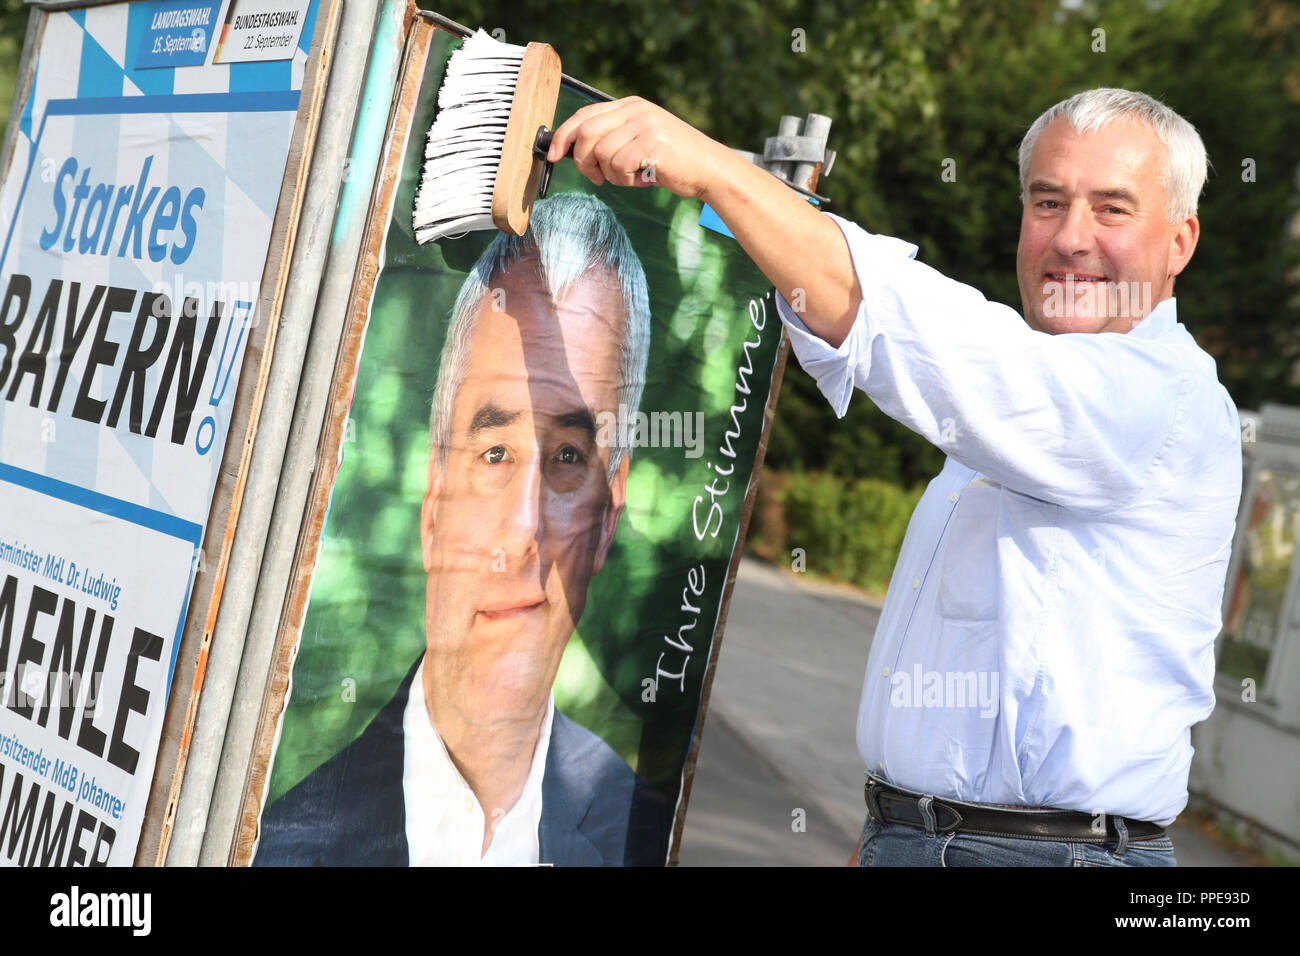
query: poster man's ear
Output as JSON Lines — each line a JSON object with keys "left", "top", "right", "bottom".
{"left": 593, "top": 453, "right": 629, "bottom": 576}
{"left": 420, "top": 447, "right": 444, "bottom": 573}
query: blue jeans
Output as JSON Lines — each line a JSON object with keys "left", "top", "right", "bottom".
{"left": 857, "top": 816, "right": 1178, "bottom": 867}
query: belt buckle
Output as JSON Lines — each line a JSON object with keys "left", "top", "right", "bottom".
{"left": 864, "top": 774, "right": 885, "bottom": 824}
{"left": 865, "top": 773, "right": 967, "bottom": 834}
{"left": 931, "top": 796, "right": 964, "bottom": 833}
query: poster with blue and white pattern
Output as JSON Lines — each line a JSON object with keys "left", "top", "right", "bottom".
{"left": 0, "top": 0, "right": 317, "bottom": 865}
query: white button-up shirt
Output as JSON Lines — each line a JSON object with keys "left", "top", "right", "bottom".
{"left": 776, "top": 214, "right": 1242, "bottom": 826}
{"left": 403, "top": 655, "right": 552, "bottom": 864}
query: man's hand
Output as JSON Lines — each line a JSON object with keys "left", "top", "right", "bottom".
{"left": 547, "top": 96, "right": 735, "bottom": 198}
{"left": 549, "top": 95, "right": 863, "bottom": 349}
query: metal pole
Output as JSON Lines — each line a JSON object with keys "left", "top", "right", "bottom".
{"left": 205, "top": 0, "right": 411, "bottom": 867}
{"left": 770, "top": 114, "right": 802, "bottom": 181}
{"left": 164, "top": 0, "right": 385, "bottom": 867}
{"left": 791, "top": 113, "right": 831, "bottom": 192}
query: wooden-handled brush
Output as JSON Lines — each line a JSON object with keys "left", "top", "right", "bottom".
{"left": 413, "top": 30, "right": 563, "bottom": 244}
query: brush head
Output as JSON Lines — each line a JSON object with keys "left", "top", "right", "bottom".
{"left": 413, "top": 30, "right": 561, "bottom": 245}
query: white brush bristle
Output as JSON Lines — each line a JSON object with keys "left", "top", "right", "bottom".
{"left": 412, "top": 29, "right": 527, "bottom": 244}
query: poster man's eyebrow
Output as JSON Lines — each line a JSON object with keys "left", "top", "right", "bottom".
{"left": 555, "top": 408, "right": 596, "bottom": 438}
{"left": 468, "top": 403, "right": 520, "bottom": 436}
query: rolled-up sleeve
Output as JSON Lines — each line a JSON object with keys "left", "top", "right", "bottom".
{"left": 775, "top": 213, "right": 1189, "bottom": 514}
{"left": 777, "top": 229, "right": 921, "bottom": 417}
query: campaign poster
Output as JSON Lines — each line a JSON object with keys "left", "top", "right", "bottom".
{"left": 0, "top": 0, "right": 317, "bottom": 865}
{"left": 251, "top": 23, "right": 784, "bottom": 866}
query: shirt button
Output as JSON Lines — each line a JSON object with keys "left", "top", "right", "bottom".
{"left": 847, "top": 357, "right": 857, "bottom": 369}
{"left": 464, "top": 794, "right": 474, "bottom": 813}
{"left": 949, "top": 492, "right": 959, "bottom": 502}
{"left": 882, "top": 666, "right": 890, "bottom": 677}
{"left": 912, "top": 577, "right": 920, "bottom": 590}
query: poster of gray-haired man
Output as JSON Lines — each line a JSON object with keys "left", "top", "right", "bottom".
{"left": 249, "top": 24, "right": 783, "bottom": 867}
{"left": 255, "top": 194, "right": 670, "bottom": 866}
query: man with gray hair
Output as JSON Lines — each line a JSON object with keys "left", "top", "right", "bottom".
{"left": 550, "top": 87, "right": 1240, "bottom": 866}
{"left": 255, "top": 193, "right": 666, "bottom": 866}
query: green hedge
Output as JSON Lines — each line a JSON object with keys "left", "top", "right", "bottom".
{"left": 749, "top": 470, "right": 922, "bottom": 594}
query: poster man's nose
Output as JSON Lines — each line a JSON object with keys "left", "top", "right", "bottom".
{"left": 495, "top": 455, "right": 544, "bottom": 567}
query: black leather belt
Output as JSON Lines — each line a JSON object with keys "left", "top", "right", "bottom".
{"left": 864, "top": 773, "right": 1166, "bottom": 844}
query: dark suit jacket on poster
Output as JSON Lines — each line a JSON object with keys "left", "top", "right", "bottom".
{"left": 254, "top": 658, "right": 669, "bottom": 866}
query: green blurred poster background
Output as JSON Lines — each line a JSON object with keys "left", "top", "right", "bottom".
{"left": 263, "top": 29, "right": 783, "bottom": 852}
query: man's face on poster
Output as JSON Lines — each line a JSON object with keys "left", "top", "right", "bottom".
{"left": 420, "top": 253, "right": 629, "bottom": 727}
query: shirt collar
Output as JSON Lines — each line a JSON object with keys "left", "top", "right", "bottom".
{"left": 1126, "top": 296, "right": 1178, "bottom": 340}
{"left": 403, "top": 653, "right": 553, "bottom": 861}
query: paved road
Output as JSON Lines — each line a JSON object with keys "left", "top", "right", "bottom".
{"left": 677, "top": 557, "right": 1241, "bottom": 867}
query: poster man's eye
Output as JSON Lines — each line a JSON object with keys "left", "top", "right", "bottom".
{"left": 555, "top": 445, "right": 584, "bottom": 465}
{"left": 483, "top": 445, "right": 507, "bottom": 464}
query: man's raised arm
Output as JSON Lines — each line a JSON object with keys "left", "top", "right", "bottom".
{"left": 547, "top": 97, "right": 862, "bottom": 347}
